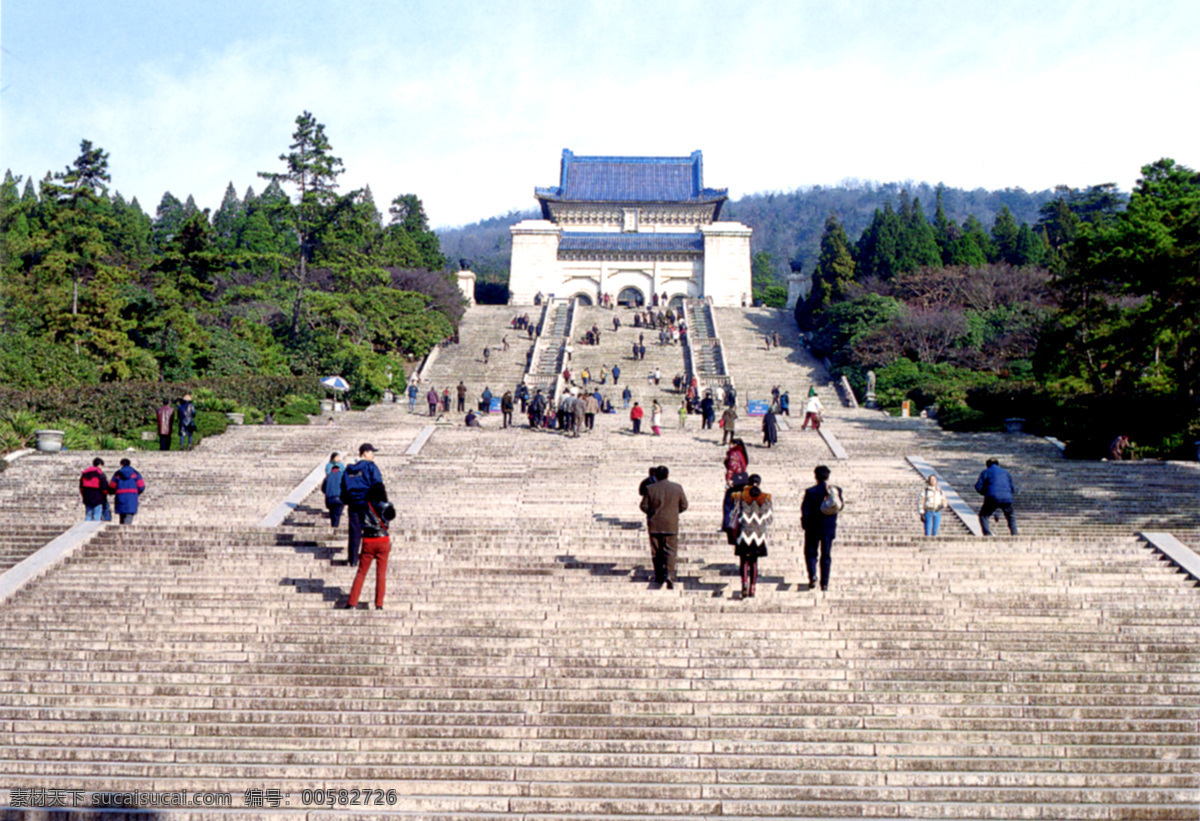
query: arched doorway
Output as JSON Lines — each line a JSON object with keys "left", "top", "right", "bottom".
{"left": 617, "top": 287, "right": 645, "bottom": 308}
{"left": 572, "top": 292, "right": 594, "bottom": 306}
{"left": 667, "top": 294, "right": 686, "bottom": 312}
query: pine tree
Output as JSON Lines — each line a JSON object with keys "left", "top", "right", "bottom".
{"left": 212, "top": 183, "right": 245, "bottom": 251}
{"left": 991, "top": 205, "right": 1020, "bottom": 264}
{"left": 895, "top": 196, "right": 942, "bottom": 273}
{"left": 855, "top": 203, "right": 901, "bottom": 279}
{"left": 152, "top": 192, "right": 186, "bottom": 250}
{"left": 961, "top": 215, "right": 995, "bottom": 263}
{"left": 259, "top": 111, "right": 347, "bottom": 337}
{"left": 798, "top": 213, "right": 856, "bottom": 327}
{"left": 933, "top": 185, "right": 953, "bottom": 263}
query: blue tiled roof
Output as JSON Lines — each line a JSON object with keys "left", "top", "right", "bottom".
{"left": 537, "top": 150, "right": 728, "bottom": 204}
{"left": 558, "top": 232, "right": 704, "bottom": 254}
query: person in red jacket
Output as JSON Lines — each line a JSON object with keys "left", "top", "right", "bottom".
{"left": 630, "top": 402, "right": 644, "bottom": 435}
{"left": 79, "top": 458, "right": 111, "bottom": 521}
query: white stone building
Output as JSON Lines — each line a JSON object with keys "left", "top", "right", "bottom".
{"left": 508, "top": 150, "right": 752, "bottom": 308}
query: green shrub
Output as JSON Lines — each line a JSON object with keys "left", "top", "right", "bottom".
{"left": 275, "top": 407, "right": 311, "bottom": 425}
{"left": 195, "top": 411, "right": 228, "bottom": 440}
{"left": 0, "top": 335, "right": 99, "bottom": 390}
{"left": 54, "top": 420, "right": 102, "bottom": 451}
{"left": 281, "top": 394, "right": 321, "bottom": 415}
{"left": 237, "top": 405, "right": 265, "bottom": 424}
{"left": 0, "top": 375, "right": 321, "bottom": 438}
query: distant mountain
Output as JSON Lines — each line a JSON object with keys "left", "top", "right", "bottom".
{"left": 436, "top": 182, "right": 1060, "bottom": 284}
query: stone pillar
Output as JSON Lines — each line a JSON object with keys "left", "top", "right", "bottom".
{"left": 509, "top": 220, "right": 562, "bottom": 305}
{"left": 457, "top": 270, "right": 476, "bottom": 306}
{"left": 699, "top": 222, "right": 752, "bottom": 307}
{"left": 786, "top": 272, "right": 810, "bottom": 311}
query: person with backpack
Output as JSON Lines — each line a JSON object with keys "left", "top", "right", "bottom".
{"left": 340, "top": 443, "right": 388, "bottom": 566}
{"left": 801, "top": 465, "right": 841, "bottom": 592}
{"left": 177, "top": 394, "right": 197, "bottom": 451}
{"left": 323, "top": 463, "right": 345, "bottom": 528}
{"left": 110, "top": 458, "right": 146, "bottom": 525}
{"left": 918, "top": 474, "right": 947, "bottom": 536}
{"left": 732, "top": 474, "right": 773, "bottom": 599}
{"left": 344, "top": 499, "right": 395, "bottom": 610}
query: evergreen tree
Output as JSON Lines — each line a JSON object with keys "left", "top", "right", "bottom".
{"left": 895, "top": 196, "right": 942, "bottom": 273}
{"left": 798, "top": 213, "right": 857, "bottom": 327}
{"left": 855, "top": 203, "right": 901, "bottom": 279}
{"left": 20, "top": 177, "right": 38, "bottom": 207}
{"left": 108, "top": 192, "right": 151, "bottom": 258}
{"left": 933, "top": 185, "right": 953, "bottom": 263}
{"left": 991, "top": 205, "right": 1021, "bottom": 264}
{"left": 960, "top": 215, "right": 995, "bottom": 263}
{"left": 1013, "top": 222, "right": 1047, "bottom": 266}
{"left": 152, "top": 192, "right": 186, "bottom": 250}
{"left": 383, "top": 193, "right": 445, "bottom": 269}
{"left": 259, "top": 110, "right": 347, "bottom": 337}
{"left": 1054, "top": 158, "right": 1199, "bottom": 396}
{"left": 212, "top": 182, "right": 245, "bottom": 251}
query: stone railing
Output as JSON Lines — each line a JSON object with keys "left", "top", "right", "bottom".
{"left": 682, "top": 297, "right": 734, "bottom": 395}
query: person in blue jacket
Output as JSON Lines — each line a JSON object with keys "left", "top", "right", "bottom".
{"left": 110, "top": 458, "right": 145, "bottom": 525}
{"left": 323, "top": 463, "right": 345, "bottom": 528}
{"left": 340, "top": 443, "right": 388, "bottom": 566}
{"left": 975, "top": 458, "right": 1018, "bottom": 536}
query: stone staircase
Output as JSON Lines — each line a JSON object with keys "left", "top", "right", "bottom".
{"left": 416, "top": 304, "right": 534, "bottom": 412}
{"left": 0, "top": 305, "right": 1197, "bottom": 819}
{"left": 524, "top": 298, "right": 574, "bottom": 400}
{"left": 681, "top": 298, "right": 730, "bottom": 393}
{"left": 565, "top": 305, "right": 690, "bottom": 412}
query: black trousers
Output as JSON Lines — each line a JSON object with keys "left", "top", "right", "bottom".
{"left": 347, "top": 504, "right": 368, "bottom": 565}
{"left": 649, "top": 532, "right": 678, "bottom": 583}
{"left": 979, "top": 499, "right": 1018, "bottom": 535}
{"left": 804, "top": 529, "right": 834, "bottom": 587}
{"left": 457, "top": 397, "right": 465, "bottom": 412}
{"left": 158, "top": 434, "right": 172, "bottom": 451}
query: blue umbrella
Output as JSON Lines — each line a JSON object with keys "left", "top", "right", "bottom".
{"left": 320, "top": 376, "right": 350, "bottom": 392}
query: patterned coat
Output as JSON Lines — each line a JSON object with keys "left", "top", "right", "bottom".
{"left": 733, "top": 488, "right": 773, "bottom": 559}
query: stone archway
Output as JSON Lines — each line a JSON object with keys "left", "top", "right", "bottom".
{"left": 617, "top": 287, "right": 645, "bottom": 308}
{"left": 667, "top": 294, "right": 686, "bottom": 312}
{"left": 572, "top": 292, "right": 594, "bottom": 306}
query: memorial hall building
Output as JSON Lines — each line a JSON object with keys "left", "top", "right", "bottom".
{"left": 508, "top": 150, "right": 752, "bottom": 308}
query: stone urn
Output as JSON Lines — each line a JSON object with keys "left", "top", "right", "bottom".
{"left": 224, "top": 412, "right": 245, "bottom": 425}
{"left": 35, "top": 429, "right": 64, "bottom": 452}
{"left": 1004, "top": 417, "right": 1026, "bottom": 434}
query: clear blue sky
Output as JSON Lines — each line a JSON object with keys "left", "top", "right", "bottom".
{"left": 3, "top": 0, "right": 1197, "bottom": 228}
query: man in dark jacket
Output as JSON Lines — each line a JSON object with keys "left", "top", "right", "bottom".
{"left": 79, "top": 458, "right": 111, "bottom": 521}
{"left": 975, "top": 458, "right": 1018, "bottom": 535}
{"left": 800, "top": 465, "right": 839, "bottom": 591}
{"left": 110, "top": 458, "right": 145, "bottom": 525}
{"left": 341, "top": 443, "right": 388, "bottom": 566}
{"left": 177, "top": 394, "right": 196, "bottom": 451}
{"left": 639, "top": 466, "right": 688, "bottom": 589}
{"left": 501, "top": 391, "right": 514, "bottom": 428}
